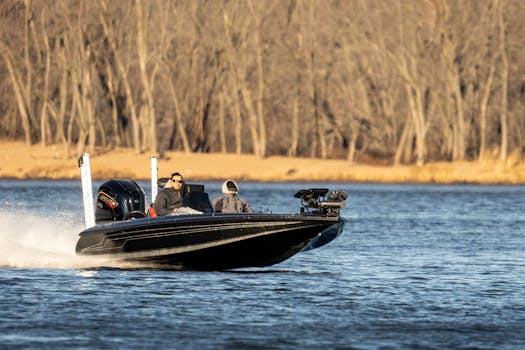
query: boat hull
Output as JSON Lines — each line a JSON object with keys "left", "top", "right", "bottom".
{"left": 76, "top": 213, "right": 344, "bottom": 270}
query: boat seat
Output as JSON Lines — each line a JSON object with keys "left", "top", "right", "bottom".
{"left": 184, "top": 184, "right": 205, "bottom": 193}
{"left": 158, "top": 177, "right": 170, "bottom": 188}
{"left": 182, "top": 192, "right": 213, "bottom": 213}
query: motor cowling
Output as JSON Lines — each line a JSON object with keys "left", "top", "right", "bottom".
{"left": 95, "top": 179, "right": 146, "bottom": 223}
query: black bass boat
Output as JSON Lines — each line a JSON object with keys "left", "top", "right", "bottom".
{"left": 75, "top": 154, "right": 347, "bottom": 270}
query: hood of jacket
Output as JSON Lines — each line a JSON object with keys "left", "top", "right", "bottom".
{"left": 222, "top": 179, "right": 238, "bottom": 194}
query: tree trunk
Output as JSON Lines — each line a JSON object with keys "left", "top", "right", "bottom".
{"left": 87, "top": 91, "right": 96, "bottom": 154}
{"left": 479, "top": 64, "right": 495, "bottom": 161}
{"left": 223, "top": 11, "right": 256, "bottom": 156}
{"left": 40, "top": 18, "right": 51, "bottom": 147}
{"left": 219, "top": 93, "right": 226, "bottom": 153}
{"left": 104, "top": 62, "right": 121, "bottom": 147}
{"left": 232, "top": 88, "right": 243, "bottom": 155}
{"left": 135, "top": 0, "right": 157, "bottom": 153}
{"left": 347, "top": 120, "right": 359, "bottom": 164}
{"left": 0, "top": 46, "right": 33, "bottom": 145}
{"left": 71, "top": 70, "right": 85, "bottom": 156}
{"left": 309, "top": 59, "right": 326, "bottom": 159}
{"left": 240, "top": 86, "right": 260, "bottom": 157}
{"left": 451, "top": 70, "right": 466, "bottom": 161}
{"left": 168, "top": 79, "right": 191, "bottom": 153}
{"left": 405, "top": 84, "right": 426, "bottom": 166}
{"left": 288, "top": 95, "right": 299, "bottom": 157}
{"left": 98, "top": 0, "right": 141, "bottom": 153}
{"left": 56, "top": 52, "right": 69, "bottom": 154}
{"left": 498, "top": 0, "right": 508, "bottom": 165}
{"left": 248, "top": 0, "right": 266, "bottom": 158}
{"left": 24, "top": 0, "right": 34, "bottom": 138}
{"left": 394, "top": 116, "right": 412, "bottom": 165}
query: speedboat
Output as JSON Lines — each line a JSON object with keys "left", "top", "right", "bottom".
{"left": 75, "top": 154, "right": 347, "bottom": 270}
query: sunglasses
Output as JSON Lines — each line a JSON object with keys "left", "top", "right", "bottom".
{"left": 172, "top": 179, "right": 183, "bottom": 183}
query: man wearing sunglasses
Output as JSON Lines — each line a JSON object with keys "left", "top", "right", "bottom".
{"left": 153, "top": 172, "right": 184, "bottom": 215}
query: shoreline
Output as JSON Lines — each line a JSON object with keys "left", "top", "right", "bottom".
{"left": 0, "top": 141, "right": 524, "bottom": 184}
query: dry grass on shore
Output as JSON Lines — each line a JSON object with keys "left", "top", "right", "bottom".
{"left": 0, "top": 141, "right": 524, "bottom": 184}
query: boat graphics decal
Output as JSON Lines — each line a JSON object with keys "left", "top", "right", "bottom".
{"left": 79, "top": 220, "right": 332, "bottom": 258}
{"left": 98, "top": 191, "right": 118, "bottom": 209}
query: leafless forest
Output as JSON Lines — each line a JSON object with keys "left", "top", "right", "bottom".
{"left": 0, "top": 0, "right": 524, "bottom": 165}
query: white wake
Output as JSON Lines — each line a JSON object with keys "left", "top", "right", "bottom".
{"left": 0, "top": 212, "right": 126, "bottom": 269}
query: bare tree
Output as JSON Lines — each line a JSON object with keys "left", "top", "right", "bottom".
{"left": 0, "top": 0, "right": 523, "bottom": 164}
{"left": 223, "top": 9, "right": 258, "bottom": 156}
{"left": 98, "top": 0, "right": 141, "bottom": 153}
{"left": 498, "top": 0, "right": 509, "bottom": 164}
{"left": 0, "top": 42, "right": 33, "bottom": 145}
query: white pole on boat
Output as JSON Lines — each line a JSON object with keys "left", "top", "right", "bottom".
{"left": 150, "top": 156, "right": 158, "bottom": 204}
{"left": 78, "top": 153, "right": 96, "bottom": 229}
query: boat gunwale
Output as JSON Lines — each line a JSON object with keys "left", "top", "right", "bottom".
{"left": 79, "top": 212, "right": 341, "bottom": 235}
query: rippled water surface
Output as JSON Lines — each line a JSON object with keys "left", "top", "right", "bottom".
{"left": 1, "top": 180, "right": 524, "bottom": 349}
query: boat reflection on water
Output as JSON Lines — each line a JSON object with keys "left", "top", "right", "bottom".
{"left": 75, "top": 154, "right": 347, "bottom": 270}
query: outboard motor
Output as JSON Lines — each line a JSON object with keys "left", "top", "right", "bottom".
{"left": 95, "top": 179, "right": 147, "bottom": 223}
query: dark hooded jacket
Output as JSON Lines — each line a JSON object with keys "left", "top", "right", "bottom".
{"left": 153, "top": 187, "right": 183, "bottom": 216}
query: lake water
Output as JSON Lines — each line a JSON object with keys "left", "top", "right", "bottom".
{"left": 1, "top": 180, "right": 524, "bottom": 349}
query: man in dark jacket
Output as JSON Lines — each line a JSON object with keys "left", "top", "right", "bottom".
{"left": 211, "top": 180, "right": 254, "bottom": 213}
{"left": 153, "top": 172, "right": 184, "bottom": 215}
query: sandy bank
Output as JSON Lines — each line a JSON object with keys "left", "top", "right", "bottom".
{"left": 0, "top": 141, "right": 524, "bottom": 184}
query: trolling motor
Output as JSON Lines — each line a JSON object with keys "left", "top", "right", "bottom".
{"left": 294, "top": 188, "right": 347, "bottom": 216}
